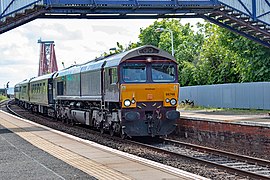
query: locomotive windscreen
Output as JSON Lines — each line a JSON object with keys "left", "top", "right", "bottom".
{"left": 151, "top": 64, "right": 176, "bottom": 82}
{"left": 121, "top": 62, "right": 177, "bottom": 83}
{"left": 123, "top": 63, "right": 147, "bottom": 83}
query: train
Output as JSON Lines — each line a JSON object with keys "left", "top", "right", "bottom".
{"left": 14, "top": 45, "right": 180, "bottom": 138}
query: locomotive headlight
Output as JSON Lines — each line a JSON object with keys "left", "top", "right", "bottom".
{"left": 165, "top": 98, "right": 170, "bottom": 103}
{"left": 131, "top": 99, "right": 136, "bottom": 104}
{"left": 170, "top": 98, "right": 177, "bottom": 106}
{"left": 124, "top": 99, "right": 131, "bottom": 107}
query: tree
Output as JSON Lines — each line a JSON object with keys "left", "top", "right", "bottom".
{"left": 217, "top": 28, "right": 270, "bottom": 82}
{"left": 196, "top": 23, "right": 241, "bottom": 85}
{"left": 105, "top": 19, "right": 270, "bottom": 86}
{"left": 138, "top": 19, "right": 205, "bottom": 86}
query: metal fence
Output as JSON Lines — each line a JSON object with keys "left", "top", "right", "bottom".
{"left": 180, "top": 82, "right": 270, "bottom": 110}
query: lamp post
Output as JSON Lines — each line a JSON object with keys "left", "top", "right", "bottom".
{"left": 5, "top": 82, "right": 9, "bottom": 97}
{"left": 155, "top": 27, "right": 174, "bottom": 56}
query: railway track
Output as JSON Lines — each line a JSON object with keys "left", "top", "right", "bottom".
{"left": 6, "top": 102, "right": 270, "bottom": 179}
{"left": 5, "top": 99, "right": 24, "bottom": 118}
{"left": 130, "top": 138, "right": 270, "bottom": 180}
{"left": 0, "top": 99, "right": 9, "bottom": 108}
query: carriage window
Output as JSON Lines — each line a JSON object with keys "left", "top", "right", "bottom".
{"left": 109, "top": 68, "right": 118, "bottom": 84}
{"left": 22, "top": 86, "right": 27, "bottom": 93}
{"left": 152, "top": 64, "right": 176, "bottom": 82}
{"left": 123, "top": 63, "right": 146, "bottom": 83}
{"left": 15, "top": 86, "right": 20, "bottom": 92}
{"left": 34, "top": 84, "right": 37, "bottom": 93}
{"left": 14, "top": 87, "right": 18, "bottom": 92}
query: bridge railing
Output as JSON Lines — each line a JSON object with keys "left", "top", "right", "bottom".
{"left": 43, "top": 0, "right": 219, "bottom": 7}
{"left": 218, "top": 0, "right": 270, "bottom": 26}
{"left": 0, "top": 0, "right": 43, "bottom": 21}
{"left": 0, "top": 0, "right": 219, "bottom": 22}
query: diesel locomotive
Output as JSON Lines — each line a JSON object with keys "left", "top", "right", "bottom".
{"left": 14, "top": 45, "right": 180, "bottom": 137}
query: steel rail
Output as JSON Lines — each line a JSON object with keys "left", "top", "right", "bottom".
{"left": 165, "top": 138, "right": 270, "bottom": 167}
{"left": 0, "top": 99, "right": 10, "bottom": 108}
{"left": 0, "top": 101, "right": 6, "bottom": 107}
{"left": 127, "top": 139, "right": 270, "bottom": 180}
{"left": 5, "top": 100, "right": 25, "bottom": 119}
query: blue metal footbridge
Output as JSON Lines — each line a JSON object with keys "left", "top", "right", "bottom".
{"left": 1, "top": 0, "right": 270, "bottom": 48}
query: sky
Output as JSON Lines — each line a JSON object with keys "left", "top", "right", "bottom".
{"left": 0, "top": 18, "right": 202, "bottom": 88}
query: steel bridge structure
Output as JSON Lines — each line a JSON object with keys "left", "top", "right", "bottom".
{"left": 1, "top": 0, "right": 270, "bottom": 48}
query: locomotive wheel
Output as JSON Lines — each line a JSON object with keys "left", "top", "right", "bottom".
{"left": 61, "top": 118, "right": 66, "bottom": 124}
{"left": 109, "top": 126, "right": 114, "bottom": 137}
{"left": 120, "top": 132, "right": 126, "bottom": 139}
{"left": 100, "top": 122, "right": 104, "bottom": 134}
{"left": 69, "top": 119, "right": 74, "bottom": 126}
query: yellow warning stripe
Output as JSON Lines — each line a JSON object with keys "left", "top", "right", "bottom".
{"left": 0, "top": 115, "right": 132, "bottom": 180}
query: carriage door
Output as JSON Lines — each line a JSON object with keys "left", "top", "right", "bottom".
{"left": 48, "top": 79, "right": 54, "bottom": 104}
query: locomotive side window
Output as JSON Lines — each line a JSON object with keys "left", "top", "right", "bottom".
{"left": 123, "top": 63, "right": 146, "bottom": 83}
{"left": 152, "top": 64, "right": 176, "bottom": 82}
{"left": 57, "top": 81, "right": 64, "bottom": 95}
{"left": 109, "top": 67, "right": 118, "bottom": 84}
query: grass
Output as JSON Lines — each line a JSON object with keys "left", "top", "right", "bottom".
{"left": 178, "top": 103, "right": 270, "bottom": 115}
{"left": 178, "top": 103, "right": 220, "bottom": 110}
{"left": 0, "top": 95, "right": 7, "bottom": 102}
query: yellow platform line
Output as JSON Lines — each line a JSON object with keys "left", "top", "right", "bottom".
{"left": 0, "top": 114, "right": 132, "bottom": 180}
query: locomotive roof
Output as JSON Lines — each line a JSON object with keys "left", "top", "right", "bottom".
{"left": 54, "top": 45, "right": 176, "bottom": 77}
{"left": 30, "top": 72, "right": 56, "bottom": 83}
{"left": 81, "top": 45, "right": 176, "bottom": 72}
{"left": 15, "top": 45, "right": 175, "bottom": 87}
{"left": 54, "top": 65, "right": 81, "bottom": 78}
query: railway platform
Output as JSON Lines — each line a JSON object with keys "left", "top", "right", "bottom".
{"left": 180, "top": 110, "right": 270, "bottom": 127}
{"left": 177, "top": 110, "right": 270, "bottom": 157}
{"left": 0, "top": 110, "right": 207, "bottom": 180}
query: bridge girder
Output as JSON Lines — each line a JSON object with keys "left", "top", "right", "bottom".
{"left": 1, "top": 0, "right": 270, "bottom": 48}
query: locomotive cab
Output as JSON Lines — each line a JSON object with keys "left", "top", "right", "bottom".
{"left": 119, "top": 48, "right": 180, "bottom": 137}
